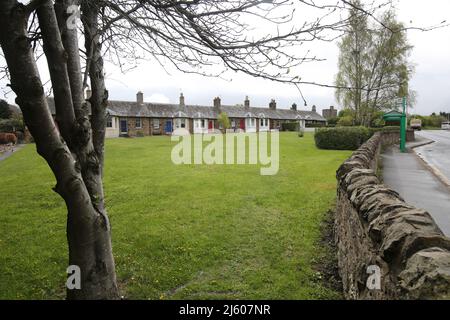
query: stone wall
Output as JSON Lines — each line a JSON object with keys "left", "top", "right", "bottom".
{"left": 381, "top": 129, "right": 415, "bottom": 146}
{"left": 335, "top": 132, "right": 450, "bottom": 299}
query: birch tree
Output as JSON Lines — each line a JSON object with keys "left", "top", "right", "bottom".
{"left": 335, "top": 1, "right": 413, "bottom": 126}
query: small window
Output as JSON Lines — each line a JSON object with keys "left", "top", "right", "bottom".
{"left": 106, "top": 116, "right": 113, "bottom": 128}
{"left": 153, "top": 119, "right": 160, "bottom": 129}
{"left": 135, "top": 118, "right": 142, "bottom": 128}
{"left": 181, "top": 119, "right": 186, "bottom": 128}
{"left": 201, "top": 119, "right": 205, "bottom": 128}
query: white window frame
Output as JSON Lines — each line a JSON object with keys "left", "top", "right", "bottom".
{"left": 106, "top": 116, "right": 113, "bottom": 128}
{"left": 153, "top": 118, "right": 160, "bottom": 129}
{"left": 135, "top": 118, "right": 142, "bottom": 129}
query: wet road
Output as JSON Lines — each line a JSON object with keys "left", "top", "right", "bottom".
{"left": 415, "top": 130, "right": 450, "bottom": 182}
{"left": 382, "top": 144, "right": 450, "bottom": 236}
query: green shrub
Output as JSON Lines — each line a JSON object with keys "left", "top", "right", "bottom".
{"left": 281, "top": 122, "right": 299, "bottom": 131}
{"left": 0, "top": 118, "right": 24, "bottom": 132}
{"left": 337, "top": 115, "right": 354, "bottom": 127}
{"left": 305, "top": 122, "right": 326, "bottom": 128}
{"left": 314, "top": 126, "right": 371, "bottom": 150}
{"left": 327, "top": 117, "right": 338, "bottom": 126}
{"left": 136, "top": 130, "right": 144, "bottom": 137}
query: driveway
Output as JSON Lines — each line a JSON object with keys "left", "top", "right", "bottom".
{"left": 415, "top": 130, "right": 450, "bottom": 183}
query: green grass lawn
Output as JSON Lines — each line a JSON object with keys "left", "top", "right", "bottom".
{"left": 0, "top": 132, "right": 350, "bottom": 300}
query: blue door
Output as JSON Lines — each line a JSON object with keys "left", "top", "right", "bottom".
{"left": 165, "top": 120, "right": 172, "bottom": 133}
{"left": 120, "top": 119, "right": 128, "bottom": 133}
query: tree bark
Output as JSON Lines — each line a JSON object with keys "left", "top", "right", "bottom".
{"left": 81, "top": 1, "right": 108, "bottom": 175}
{"left": 0, "top": 0, "right": 119, "bottom": 299}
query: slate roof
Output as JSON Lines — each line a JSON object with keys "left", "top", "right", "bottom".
{"left": 46, "top": 97, "right": 326, "bottom": 122}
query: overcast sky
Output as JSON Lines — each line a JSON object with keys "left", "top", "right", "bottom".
{"left": 2, "top": 0, "right": 450, "bottom": 115}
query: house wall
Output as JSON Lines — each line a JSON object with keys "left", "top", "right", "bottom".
{"left": 126, "top": 117, "right": 147, "bottom": 136}
{"left": 193, "top": 119, "right": 208, "bottom": 134}
{"left": 111, "top": 115, "right": 324, "bottom": 137}
{"left": 105, "top": 116, "right": 120, "bottom": 138}
{"left": 245, "top": 118, "right": 257, "bottom": 133}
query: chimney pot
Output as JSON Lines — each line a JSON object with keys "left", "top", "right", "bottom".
{"left": 213, "top": 96, "right": 221, "bottom": 108}
{"left": 291, "top": 103, "right": 297, "bottom": 111}
{"left": 312, "top": 105, "right": 317, "bottom": 113}
{"left": 269, "top": 99, "right": 277, "bottom": 110}
{"left": 180, "top": 93, "right": 185, "bottom": 106}
{"left": 244, "top": 96, "right": 250, "bottom": 108}
{"left": 137, "top": 91, "right": 144, "bottom": 104}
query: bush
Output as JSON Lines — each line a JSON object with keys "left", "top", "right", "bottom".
{"left": 327, "top": 117, "right": 338, "bottom": 126}
{"left": 314, "top": 126, "right": 372, "bottom": 150}
{"left": 305, "top": 122, "right": 326, "bottom": 128}
{"left": 0, "top": 118, "right": 24, "bottom": 132}
{"left": 281, "top": 122, "right": 299, "bottom": 131}
{"left": 337, "top": 115, "right": 354, "bottom": 127}
{"left": 136, "top": 130, "right": 144, "bottom": 137}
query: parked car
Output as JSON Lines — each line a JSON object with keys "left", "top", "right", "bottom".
{"left": 442, "top": 121, "right": 450, "bottom": 130}
{"left": 410, "top": 118, "right": 422, "bottom": 131}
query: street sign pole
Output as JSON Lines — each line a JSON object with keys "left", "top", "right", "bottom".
{"left": 400, "top": 96, "right": 407, "bottom": 153}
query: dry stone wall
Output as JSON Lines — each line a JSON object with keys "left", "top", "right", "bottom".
{"left": 335, "top": 132, "right": 450, "bottom": 299}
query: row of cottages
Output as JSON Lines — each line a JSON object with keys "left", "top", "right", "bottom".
{"left": 47, "top": 92, "right": 327, "bottom": 138}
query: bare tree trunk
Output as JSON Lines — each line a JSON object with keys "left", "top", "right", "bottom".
{"left": 0, "top": 0, "right": 119, "bottom": 299}
{"left": 81, "top": 1, "right": 107, "bottom": 174}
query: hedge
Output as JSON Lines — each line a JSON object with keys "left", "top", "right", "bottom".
{"left": 281, "top": 122, "right": 299, "bottom": 132}
{"left": 314, "top": 126, "right": 372, "bottom": 150}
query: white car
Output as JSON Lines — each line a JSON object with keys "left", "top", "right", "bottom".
{"left": 442, "top": 121, "right": 450, "bottom": 130}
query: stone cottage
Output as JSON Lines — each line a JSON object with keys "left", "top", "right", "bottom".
{"left": 47, "top": 92, "right": 326, "bottom": 137}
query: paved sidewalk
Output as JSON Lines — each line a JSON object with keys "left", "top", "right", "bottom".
{"left": 382, "top": 146, "right": 450, "bottom": 236}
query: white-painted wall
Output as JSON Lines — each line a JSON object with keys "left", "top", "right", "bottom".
{"left": 105, "top": 116, "right": 120, "bottom": 138}
{"left": 259, "top": 118, "right": 270, "bottom": 132}
{"left": 245, "top": 118, "right": 257, "bottom": 133}
{"left": 193, "top": 119, "right": 208, "bottom": 134}
{"left": 174, "top": 118, "right": 189, "bottom": 131}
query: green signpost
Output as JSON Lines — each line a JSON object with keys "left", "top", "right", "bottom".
{"left": 400, "top": 97, "right": 407, "bottom": 153}
{"left": 383, "top": 97, "right": 407, "bottom": 153}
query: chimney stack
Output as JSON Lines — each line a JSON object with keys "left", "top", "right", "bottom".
{"left": 137, "top": 91, "right": 144, "bottom": 104}
{"left": 291, "top": 103, "right": 297, "bottom": 111}
{"left": 312, "top": 105, "right": 317, "bottom": 113}
{"left": 269, "top": 99, "right": 277, "bottom": 110}
{"left": 244, "top": 96, "right": 250, "bottom": 108}
{"left": 213, "top": 96, "right": 221, "bottom": 109}
{"left": 179, "top": 93, "right": 185, "bottom": 107}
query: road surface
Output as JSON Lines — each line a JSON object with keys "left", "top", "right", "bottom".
{"left": 415, "top": 130, "right": 450, "bottom": 183}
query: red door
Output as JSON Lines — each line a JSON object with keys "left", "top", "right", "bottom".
{"left": 240, "top": 119, "right": 245, "bottom": 130}
{"left": 208, "top": 120, "right": 213, "bottom": 130}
